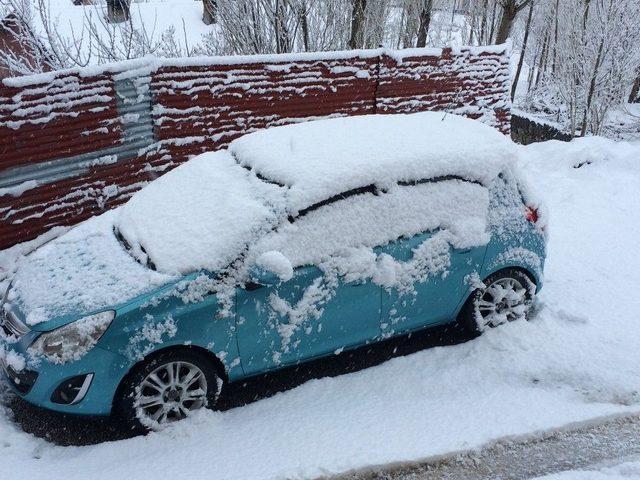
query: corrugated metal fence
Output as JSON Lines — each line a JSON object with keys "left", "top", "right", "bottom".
{"left": 0, "top": 46, "right": 510, "bottom": 249}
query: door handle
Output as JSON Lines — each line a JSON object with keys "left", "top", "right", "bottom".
{"left": 244, "top": 282, "right": 264, "bottom": 291}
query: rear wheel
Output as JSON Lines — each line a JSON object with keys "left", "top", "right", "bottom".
{"left": 460, "top": 268, "right": 536, "bottom": 334}
{"left": 116, "top": 349, "right": 221, "bottom": 432}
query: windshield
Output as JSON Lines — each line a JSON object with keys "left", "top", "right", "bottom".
{"left": 114, "top": 151, "right": 284, "bottom": 275}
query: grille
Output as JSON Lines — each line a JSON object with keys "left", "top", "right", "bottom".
{"left": 0, "top": 308, "right": 30, "bottom": 338}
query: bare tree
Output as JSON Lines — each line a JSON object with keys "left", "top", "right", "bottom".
{"left": 495, "top": 0, "right": 531, "bottom": 44}
{"left": 416, "top": 0, "right": 433, "bottom": 47}
{"left": 106, "top": 0, "right": 130, "bottom": 24}
{"left": 630, "top": 75, "right": 640, "bottom": 103}
{"left": 348, "top": 0, "right": 366, "bottom": 49}
{"left": 479, "top": 0, "right": 490, "bottom": 43}
{"left": 296, "top": 0, "right": 310, "bottom": 51}
{"left": 487, "top": 0, "right": 498, "bottom": 42}
{"left": 511, "top": 0, "right": 533, "bottom": 100}
{"left": 273, "top": 0, "right": 291, "bottom": 53}
{"left": 202, "top": 0, "right": 217, "bottom": 25}
{"left": 523, "top": 0, "right": 640, "bottom": 136}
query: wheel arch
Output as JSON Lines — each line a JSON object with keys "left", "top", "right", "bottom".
{"left": 481, "top": 263, "right": 541, "bottom": 291}
{"left": 454, "top": 265, "right": 539, "bottom": 320}
{"left": 112, "top": 344, "right": 229, "bottom": 413}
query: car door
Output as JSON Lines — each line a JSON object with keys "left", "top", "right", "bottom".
{"left": 235, "top": 192, "right": 383, "bottom": 376}
{"left": 376, "top": 229, "right": 487, "bottom": 337}
{"left": 236, "top": 266, "right": 381, "bottom": 375}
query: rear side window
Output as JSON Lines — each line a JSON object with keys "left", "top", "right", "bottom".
{"left": 253, "top": 180, "right": 490, "bottom": 268}
{"left": 489, "top": 174, "right": 523, "bottom": 207}
{"left": 488, "top": 174, "right": 531, "bottom": 234}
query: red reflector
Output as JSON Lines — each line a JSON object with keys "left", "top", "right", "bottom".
{"left": 525, "top": 206, "right": 539, "bottom": 223}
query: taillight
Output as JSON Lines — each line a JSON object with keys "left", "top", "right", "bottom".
{"left": 525, "top": 205, "right": 539, "bottom": 223}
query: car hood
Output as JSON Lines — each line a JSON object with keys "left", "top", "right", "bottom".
{"left": 8, "top": 211, "right": 178, "bottom": 330}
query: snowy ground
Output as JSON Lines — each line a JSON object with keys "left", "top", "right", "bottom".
{"left": 342, "top": 413, "right": 640, "bottom": 479}
{"left": 1, "top": 136, "right": 640, "bottom": 479}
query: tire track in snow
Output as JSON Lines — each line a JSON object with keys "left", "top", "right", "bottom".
{"left": 333, "top": 413, "right": 640, "bottom": 480}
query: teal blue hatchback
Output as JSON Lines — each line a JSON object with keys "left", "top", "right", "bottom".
{"left": 0, "top": 112, "right": 546, "bottom": 431}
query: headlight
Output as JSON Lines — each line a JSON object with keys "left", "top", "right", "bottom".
{"left": 28, "top": 311, "right": 115, "bottom": 364}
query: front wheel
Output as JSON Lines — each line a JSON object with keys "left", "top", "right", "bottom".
{"left": 116, "top": 349, "right": 221, "bottom": 432}
{"left": 460, "top": 268, "right": 536, "bottom": 334}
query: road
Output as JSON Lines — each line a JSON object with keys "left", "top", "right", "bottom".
{"left": 334, "top": 414, "right": 640, "bottom": 480}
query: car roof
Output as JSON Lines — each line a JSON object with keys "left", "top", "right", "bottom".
{"left": 229, "top": 112, "right": 516, "bottom": 213}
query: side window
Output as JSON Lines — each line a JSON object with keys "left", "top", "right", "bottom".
{"left": 258, "top": 190, "right": 385, "bottom": 267}
{"left": 254, "top": 180, "right": 490, "bottom": 268}
{"left": 375, "top": 230, "right": 434, "bottom": 262}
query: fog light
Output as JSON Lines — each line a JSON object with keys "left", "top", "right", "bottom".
{"left": 1, "top": 361, "right": 38, "bottom": 395}
{"left": 50, "top": 373, "right": 94, "bottom": 405}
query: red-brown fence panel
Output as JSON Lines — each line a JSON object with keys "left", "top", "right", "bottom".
{"left": 0, "top": 74, "right": 121, "bottom": 170}
{"left": 376, "top": 46, "right": 511, "bottom": 134}
{"left": 147, "top": 53, "right": 381, "bottom": 164}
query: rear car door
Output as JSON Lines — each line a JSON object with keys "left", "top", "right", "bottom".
{"left": 370, "top": 180, "right": 491, "bottom": 337}
{"left": 377, "top": 229, "right": 487, "bottom": 336}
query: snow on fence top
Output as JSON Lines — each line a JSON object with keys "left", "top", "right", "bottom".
{"left": 0, "top": 45, "right": 511, "bottom": 250}
{"left": 1, "top": 44, "right": 509, "bottom": 88}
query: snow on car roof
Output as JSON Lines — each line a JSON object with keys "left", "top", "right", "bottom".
{"left": 113, "top": 113, "right": 514, "bottom": 276}
{"left": 229, "top": 112, "right": 516, "bottom": 212}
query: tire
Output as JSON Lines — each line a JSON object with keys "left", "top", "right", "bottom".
{"left": 116, "top": 349, "right": 222, "bottom": 433}
{"left": 459, "top": 268, "right": 536, "bottom": 335}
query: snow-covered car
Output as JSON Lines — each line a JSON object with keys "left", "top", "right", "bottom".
{"left": 0, "top": 112, "right": 546, "bottom": 431}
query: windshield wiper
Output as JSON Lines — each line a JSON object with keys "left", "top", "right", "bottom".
{"left": 113, "top": 227, "right": 157, "bottom": 271}
{"left": 232, "top": 152, "right": 287, "bottom": 188}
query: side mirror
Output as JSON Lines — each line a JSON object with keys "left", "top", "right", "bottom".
{"left": 250, "top": 251, "right": 293, "bottom": 286}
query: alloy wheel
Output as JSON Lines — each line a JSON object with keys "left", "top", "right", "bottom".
{"left": 135, "top": 361, "right": 208, "bottom": 427}
{"left": 475, "top": 277, "right": 530, "bottom": 329}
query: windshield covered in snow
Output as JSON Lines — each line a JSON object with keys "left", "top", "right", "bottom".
{"left": 114, "top": 151, "right": 286, "bottom": 275}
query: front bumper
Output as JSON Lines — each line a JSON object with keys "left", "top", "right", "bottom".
{"left": 0, "top": 357, "right": 38, "bottom": 394}
{"left": 1, "top": 333, "right": 130, "bottom": 416}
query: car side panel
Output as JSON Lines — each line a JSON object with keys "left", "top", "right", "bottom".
{"left": 480, "top": 176, "right": 546, "bottom": 289}
{"left": 99, "top": 282, "right": 242, "bottom": 382}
